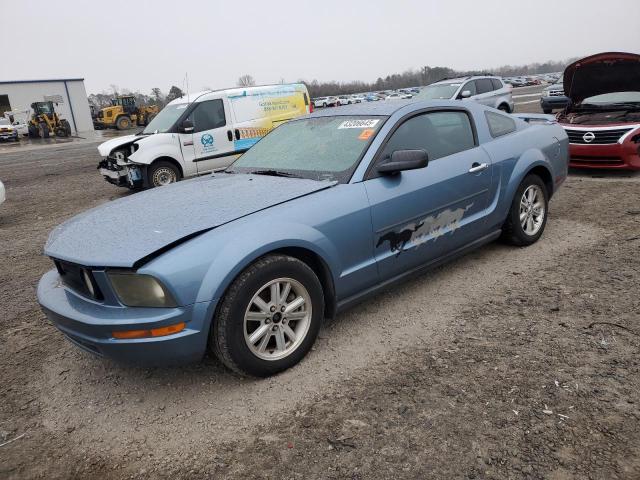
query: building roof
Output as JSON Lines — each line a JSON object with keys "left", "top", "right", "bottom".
{"left": 0, "top": 78, "right": 85, "bottom": 85}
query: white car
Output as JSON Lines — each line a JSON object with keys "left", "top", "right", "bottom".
{"left": 98, "top": 83, "right": 312, "bottom": 189}
{"left": 0, "top": 118, "right": 19, "bottom": 142}
{"left": 337, "top": 95, "right": 353, "bottom": 106}
{"left": 385, "top": 93, "right": 404, "bottom": 101}
{"left": 350, "top": 94, "right": 365, "bottom": 103}
{"left": 3, "top": 110, "right": 30, "bottom": 137}
{"left": 0, "top": 179, "right": 5, "bottom": 207}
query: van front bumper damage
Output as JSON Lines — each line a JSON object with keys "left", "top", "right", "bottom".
{"left": 98, "top": 157, "right": 145, "bottom": 188}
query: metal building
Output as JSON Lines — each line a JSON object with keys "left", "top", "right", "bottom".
{"left": 0, "top": 78, "right": 94, "bottom": 134}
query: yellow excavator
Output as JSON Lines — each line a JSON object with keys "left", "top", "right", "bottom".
{"left": 93, "top": 95, "right": 159, "bottom": 130}
{"left": 27, "top": 101, "right": 72, "bottom": 138}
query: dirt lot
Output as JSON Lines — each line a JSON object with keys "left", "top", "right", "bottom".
{"left": 0, "top": 133, "right": 639, "bottom": 479}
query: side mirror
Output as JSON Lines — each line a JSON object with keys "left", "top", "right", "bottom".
{"left": 377, "top": 149, "right": 428, "bottom": 175}
{"left": 460, "top": 90, "right": 472, "bottom": 99}
{"left": 180, "top": 119, "right": 194, "bottom": 133}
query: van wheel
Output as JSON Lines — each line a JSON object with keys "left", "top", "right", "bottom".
{"left": 498, "top": 104, "right": 510, "bottom": 113}
{"left": 502, "top": 174, "right": 548, "bottom": 246}
{"left": 211, "top": 254, "right": 324, "bottom": 377}
{"left": 147, "top": 160, "right": 181, "bottom": 187}
{"left": 116, "top": 116, "right": 132, "bottom": 130}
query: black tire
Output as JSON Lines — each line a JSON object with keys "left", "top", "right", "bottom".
{"left": 501, "top": 174, "right": 549, "bottom": 246}
{"left": 322, "top": 103, "right": 327, "bottom": 108}
{"left": 543, "top": 109, "right": 552, "bottom": 114}
{"left": 147, "top": 160, "right": 181, "bottom": 187}
{"left": 116, "top": 115, "right": 132, "bottom": 130}
{"left": 39, "top": 122, "right": 50, "bottom": 138}
{"left": 210, "top": 254, "right": 324, "bottom": 377}
{"left": 28, "top": 125, "right": 39, "bottom": 138}
{"left": 498, "top": 103, "right": 510, "bottom": 113}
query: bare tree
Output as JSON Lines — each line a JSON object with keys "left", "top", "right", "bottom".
{"left": 237, "top": 74, "right": 256, "bottom": 87}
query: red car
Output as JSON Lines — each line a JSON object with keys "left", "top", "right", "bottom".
{"left": 558, "top": 52, "right": 640, "bottom": 170}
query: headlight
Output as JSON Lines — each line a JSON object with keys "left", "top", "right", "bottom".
{"left": 108, "top": 273, "right": 177, "bottom": 308}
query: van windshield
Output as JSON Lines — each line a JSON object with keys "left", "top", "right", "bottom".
{"left": 229, "top": 116, "right": 386, "bottom": 183}
{"left": 142, "top": 103, "right": 189, "bottom": 134}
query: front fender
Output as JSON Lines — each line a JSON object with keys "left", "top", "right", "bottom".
{"left": 128, "top": 133, "right": 183, "bottom": 168}
{"left": 140, "top": 217, "right": 341, "bottom": 308}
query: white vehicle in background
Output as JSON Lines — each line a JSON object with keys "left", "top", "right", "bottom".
{"left": 385, "top": 92, "right": 403, "bottom": 100}
{"left": 0, "top": 118, "right": 19, "bottom": 142}
{"left": 3, "top": 110, "right": 30, "bottom": 137}
{"left": 337, "top": 95, "right": 352, "bottom": 106}
{"left": 0, "top": 179, "right": 5, "bottom": 206}
{"left": 98, "top": 83, "right": 312, "bottom": 189}
{"left": 351, "top": 94, "right": 365, "bottom": 103}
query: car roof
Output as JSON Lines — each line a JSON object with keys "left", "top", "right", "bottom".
{"left": 308, "top": 99, "right": 468, "bottom": 118}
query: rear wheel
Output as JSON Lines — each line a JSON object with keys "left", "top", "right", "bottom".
{"left": 39, "top": 122, "right": 49, "bottom": 138}
{"left": 502, "top": 174, "right": 548, "bottom": 246}
{"left": 498, "top": 103, "right": 510, "bottom": 113}
{"left": 116, "top": 115, "right": 132, "bottom": 130}
{"left": 147, "top": 160, "right": 181, "bottom": 187}
{"left": 211, "top": 255, "right": 324, "bottom": 377}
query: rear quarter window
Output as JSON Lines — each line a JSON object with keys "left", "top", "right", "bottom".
{"left": 485, "top": 111, "right": 516, "bottom": 138}
{"left": 491, "top": 78, "right": 503, "bottom": 90}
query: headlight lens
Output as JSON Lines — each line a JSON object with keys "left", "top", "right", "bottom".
{"left": 108, "top": 273, "right": 177, "bottom": 308}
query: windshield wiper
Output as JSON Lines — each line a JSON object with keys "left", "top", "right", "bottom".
{"left": 249, "top": 169, "right": 301, "bottom": 178}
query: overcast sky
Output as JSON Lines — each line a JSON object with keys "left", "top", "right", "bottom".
{"left": 3, "top": 0, "right": 639, "bottom": 94}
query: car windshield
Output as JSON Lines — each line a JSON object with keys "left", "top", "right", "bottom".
{"left": 581, "top": 91, "right": 640, "bottom": 105}
{"left": 142, "top": 102, "right": 189, "bottom": 134}
{"left": 415, "top": 83, "right": 461, "bottom": 100}
{"left": 230, "top": 116, "right": 386, "bottom": 183}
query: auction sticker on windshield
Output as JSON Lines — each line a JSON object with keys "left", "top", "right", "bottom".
{"left": 338, "top": 119, "right": 380, "bottom": 129}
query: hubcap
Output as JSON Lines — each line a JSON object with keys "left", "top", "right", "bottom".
{"left": 153, "top": 167, "right": 177, "bottom": 186}
{"left": 519, "top": 185, "right": 545, "bottom": 236}
{"left": 243, "top": 278, "right": 312, "bottom": 361}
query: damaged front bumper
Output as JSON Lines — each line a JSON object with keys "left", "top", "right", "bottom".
{"left": 98, "top": 157, "right": 145, "bottom": 188}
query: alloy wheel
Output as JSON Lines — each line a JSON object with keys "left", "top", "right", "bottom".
{"left": 519, "top": 184, "right": 545, "bottom": 236}
{"left": 243, "top": 277, "right": 312, "bottom": 361}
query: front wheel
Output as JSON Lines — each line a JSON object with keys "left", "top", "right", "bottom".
{"left": 116, "top": 115, "right": 132, "bottom": 130}
{"left": 501, "top": 174, "right": 548, "bottom": 246}
{"left": 147, "top": 160, "right": 181, "bottom": 187}
{"left": 210, "top": 255, "right": 324, "bottom": 377}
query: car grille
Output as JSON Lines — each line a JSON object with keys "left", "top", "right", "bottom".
{"left": 54, "top": 259, "right": 103, "bottom": 300}
{"left": 564, "top": 127, "right": 633, "bottom": 145}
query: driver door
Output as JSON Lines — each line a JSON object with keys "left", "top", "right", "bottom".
{"left": 178, "top": 98, "right": 236, "bottom": 175}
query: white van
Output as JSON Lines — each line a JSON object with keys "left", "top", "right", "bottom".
{"left": 97, "top": 83, "right": 312, "bottom": 188}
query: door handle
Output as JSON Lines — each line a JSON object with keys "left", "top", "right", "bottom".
{"left": 468, "top": 162, "right": 489, "bottom": 173}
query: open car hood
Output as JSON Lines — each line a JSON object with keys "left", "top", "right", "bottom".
{"left": 563, "top": 52, "right": 640, "bottom": 104}
{"left": 45, "top": 174, "right": 335, "bottom": 268}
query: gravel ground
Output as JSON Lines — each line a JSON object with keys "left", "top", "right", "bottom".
{"left": 0, "top": 136, "right": 639, "bottom": 479}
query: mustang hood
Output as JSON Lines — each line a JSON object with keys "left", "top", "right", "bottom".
{"left": 563, "top": 52, "right": 640, "bottom": 104}
{"left": 45, "top": 174, "right": 335, "bottom": 268}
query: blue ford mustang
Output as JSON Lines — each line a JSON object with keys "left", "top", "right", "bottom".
{"left": 37, "top": 101, "right": 569, "bottom": 376}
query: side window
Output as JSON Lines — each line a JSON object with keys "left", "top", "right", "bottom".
{"left": 461, "top": 81, "right": 477, "bottom": 97}
{"left": 188, "top": 99, "right": 226, "bottom": 133}
{"left": 485, "top": 111, "right": 516, "bottom": 138}
{"left": 490, "top": 78, "right": 503, "bottom": 90}
{"left": 475, "top": 78, "right": 494, "bottom": 94}
{"left": 379, "top": 111, "right": 476, "bottom": 163}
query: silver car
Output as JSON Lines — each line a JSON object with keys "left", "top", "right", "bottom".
{"left": 416, "top": 76, "right": 515, "bottom": 113}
